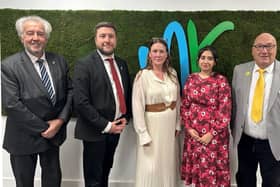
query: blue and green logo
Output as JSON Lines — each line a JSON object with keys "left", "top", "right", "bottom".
{"left": 138, "top": 19, "right": 234, "bottom": 86}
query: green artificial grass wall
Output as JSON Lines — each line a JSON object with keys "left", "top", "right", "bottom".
{"left": 1, "top": 9, "right": 280, "bottom": 83}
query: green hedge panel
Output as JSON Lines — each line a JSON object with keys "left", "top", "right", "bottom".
{"left": 1, "top": 9, "right": 280, "bottom": 82}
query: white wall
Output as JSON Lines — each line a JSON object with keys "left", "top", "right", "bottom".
{"left": 0, "top": 0, "right": 280, "bottom": 11}
{"left": 2, "top": 117, "right": 138, "bottom": 187}
{"left": 2, "top": 117, "right": 263, "bottom": 187}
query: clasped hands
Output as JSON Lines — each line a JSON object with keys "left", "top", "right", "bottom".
{"left": 187, "top": 128, "right": 213, "bottom": 145}
{"left": 41, "top": 118, "right": 64, "bottom": 139}
{"left": 109, "top": 117, "right": 127, "bottom": 134}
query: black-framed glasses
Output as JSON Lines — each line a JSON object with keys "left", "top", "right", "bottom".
{"left": 253, "top": 44, "right": 276, "bottom": 51}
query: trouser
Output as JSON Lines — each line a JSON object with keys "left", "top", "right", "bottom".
{"left": 83, "top": 134, "right": 120, "bottom": 187}
{"left": 236, "top": 133, "right": 280, "bottom": 187}
{"left": 10, "top": 146, "right": 61, "bottom": 187}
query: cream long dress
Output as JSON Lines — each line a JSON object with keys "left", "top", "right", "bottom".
{"left": 132, "top": 69, "right": 181, "bottom": 187}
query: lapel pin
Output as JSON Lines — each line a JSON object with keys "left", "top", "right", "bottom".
{"left": 245, "top": 71, "right": 251, "bottom": 76}
{"left": 52, "top": 61, "right": 56, "bottom": 65}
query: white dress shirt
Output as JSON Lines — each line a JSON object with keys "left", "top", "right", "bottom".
{"left": 97, "top": 50, "right": 124, "bottom": 133}
{"left": 25, "top": 50, "right": 56, "bottom": 95}
{"left": 245, "top": 62, "right": 274, "bottom": 139}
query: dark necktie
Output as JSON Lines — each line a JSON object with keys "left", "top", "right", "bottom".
{"left": 37, "top": 59, "right": 56, "bottom": 105}
{"left": 106, "top": 58, "right": 126, "bottom": 114}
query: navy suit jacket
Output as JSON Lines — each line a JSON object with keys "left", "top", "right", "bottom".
{"left": 73, "top": 50, "right": 132, "bottom": 141}
{"left": 1, "top": 51, "right": 73, "bottom": 155}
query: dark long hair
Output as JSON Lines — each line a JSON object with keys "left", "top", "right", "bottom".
{"left": 197, "top": 45, "right": 218, "bottom": 63}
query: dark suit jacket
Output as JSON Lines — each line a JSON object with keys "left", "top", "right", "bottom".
{"left": 73, "top": 50, "right": 132, "bottom": 141}
{"left": 1, "top": 51, "right": 73, "bottom": 155}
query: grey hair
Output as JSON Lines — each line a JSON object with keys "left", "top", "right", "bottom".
{"left": 15, "top": 15, "right": 52, "bottom": 39}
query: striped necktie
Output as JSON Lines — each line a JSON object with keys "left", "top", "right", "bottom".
{"left": 37, "top": 59, "right": 56, "bottom": 105}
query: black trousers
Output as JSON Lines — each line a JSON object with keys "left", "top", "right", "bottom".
{"left": 10, "top": 146, "right": 61, "bottom": 187}
{"left": 83, "top": 134, "right": 120, "bottom": 187}
{"left": 236, "top": 133, "right": 280, "bottom": 187}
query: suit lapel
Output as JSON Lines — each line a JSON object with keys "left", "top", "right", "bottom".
{"left": 268, "top": 60, "right": 280, "bottom": 111}
{"left": 46, "top": 53, "right": 58, "bottom": 92}
{"left": 244, "top": 62, "right": 254, "bottom": 107}
{"left": 94, "top": 51, "right": 115, "bottom": 98}
{"left": 20, "top": 51, "right": 49, "bottom": 95}
{"left": 115, "top": 59, "right": 128, "bottom": 96}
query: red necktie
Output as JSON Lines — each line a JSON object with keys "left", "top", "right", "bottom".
{"left": 106, "top": 58, "right": 127, "bottom": 114}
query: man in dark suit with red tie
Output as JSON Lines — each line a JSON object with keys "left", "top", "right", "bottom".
{"left": 1, "top": 16, "right": 73, "bottom": 187}
{"left": 73, "top": 22, "right": 132, "bottom": 187}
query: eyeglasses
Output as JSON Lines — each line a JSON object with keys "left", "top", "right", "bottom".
{"left": 253, "top": 44, "right": 276, "bottom": 51}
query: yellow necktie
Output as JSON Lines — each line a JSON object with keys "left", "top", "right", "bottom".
{"left": 251, "top": 69, "right": 265, "bottom": 123}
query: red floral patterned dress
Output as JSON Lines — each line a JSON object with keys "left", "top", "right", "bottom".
{"left": 181, "top": 73, "right": 232, "bottom": 187}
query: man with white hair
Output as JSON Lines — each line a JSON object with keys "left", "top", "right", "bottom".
{"left": 2, "top": 15, "right": 73, "bottom": 187}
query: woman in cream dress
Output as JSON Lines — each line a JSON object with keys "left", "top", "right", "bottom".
{"left": 132, "top": 38, "right": 181, "bottom": 187}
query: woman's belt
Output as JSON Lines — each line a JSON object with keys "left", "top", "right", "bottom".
{"left": 145, "top": 101, "right": 176, "bottom": 112}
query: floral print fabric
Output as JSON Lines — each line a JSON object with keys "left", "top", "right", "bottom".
{"left": 181, "top": 73, "right": 232, "bottom": 187}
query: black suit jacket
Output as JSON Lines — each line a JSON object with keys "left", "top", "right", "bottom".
{"left": 73, "top": 50, "right": 132, "bottom": 141}
{"left": 1, "top": 51, "right": 73, "bottom": 155}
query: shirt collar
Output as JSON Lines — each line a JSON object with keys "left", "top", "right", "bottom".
{"left": 25, "top": 49, "right": 46, "bottom": 64}
{"left": 253, "top": 61, "right": 274, "bottom": 74}
{"left": 97, "top": 49, "right": 115, "bottom": 62}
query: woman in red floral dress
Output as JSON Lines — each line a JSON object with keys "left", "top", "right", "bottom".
{"left": 181, "top": 46, "right": 232, "bottom": 187}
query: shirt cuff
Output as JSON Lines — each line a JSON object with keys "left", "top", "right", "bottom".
{"left": 138, "top": 131, "right": 152, "bottom": 146}
{"left": 102, "top": 122, "right": 112, "bottom": 133}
